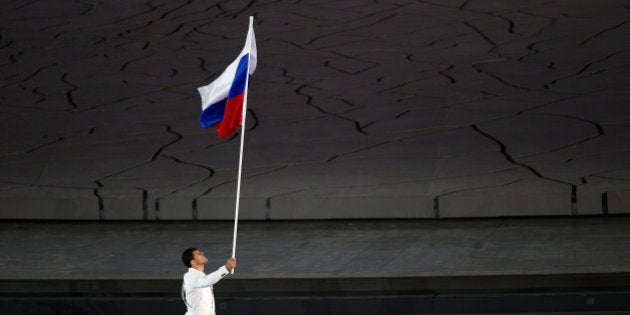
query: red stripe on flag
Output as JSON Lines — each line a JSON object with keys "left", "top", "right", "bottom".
{"left": 214, "top": 93, "right": 244, "bottom": 138}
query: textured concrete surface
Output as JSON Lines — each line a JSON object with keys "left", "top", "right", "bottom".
{"left": 1, "top": 1, "right": 630, "bottom": 220}
{"left": 1, "top": 217, "right": 629, "bottom": 280}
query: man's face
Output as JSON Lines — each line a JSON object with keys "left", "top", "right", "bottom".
{"left": 191, "top": 249, "right": 208, "bottom": 265}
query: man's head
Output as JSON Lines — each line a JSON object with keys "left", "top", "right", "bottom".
{"left": 181, "top": 248, "right": 208, "bottom": 268}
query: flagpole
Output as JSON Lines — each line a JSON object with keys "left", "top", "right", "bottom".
{"left": 231, "top": 16, "right": 254, "bottom": 274}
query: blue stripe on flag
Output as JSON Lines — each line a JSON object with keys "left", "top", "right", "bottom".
{"left": 199, "top": 53, "right": 250, "bottom": 129}
{"left": 228, "top": 54, "right": 249, "bottom": 98}
{"left": 200, "top": 98, "right": 227, "bottom": 128}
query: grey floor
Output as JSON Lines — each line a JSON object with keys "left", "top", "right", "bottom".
{"left": 1, "top": 216, "right": 629, "bottom": 280}
{"left": 2, "top": 216, "right": 630, "bottom": 314}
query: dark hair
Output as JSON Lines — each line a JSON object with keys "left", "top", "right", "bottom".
{"left": 181, "top": 248, "right": 197, "bottom": 268}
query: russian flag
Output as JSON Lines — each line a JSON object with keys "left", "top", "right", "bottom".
{"left": 198, "top": 18, "right": 257, "bottom": 138}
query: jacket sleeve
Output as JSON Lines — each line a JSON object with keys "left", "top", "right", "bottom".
{"left": 190, "top": 266, "right": 230, "bottom": 288}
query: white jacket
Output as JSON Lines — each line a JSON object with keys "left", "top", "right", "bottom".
{"left": 182, "top": 266, "right": 229, "bottom": 315}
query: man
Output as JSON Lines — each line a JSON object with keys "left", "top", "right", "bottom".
{"left": 181, "top": 248, "right": 237, "bottom": 315}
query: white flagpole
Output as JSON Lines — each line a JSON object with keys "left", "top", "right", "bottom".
{"left": 231, "top": 16, "right": 254, "bottom": 274}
